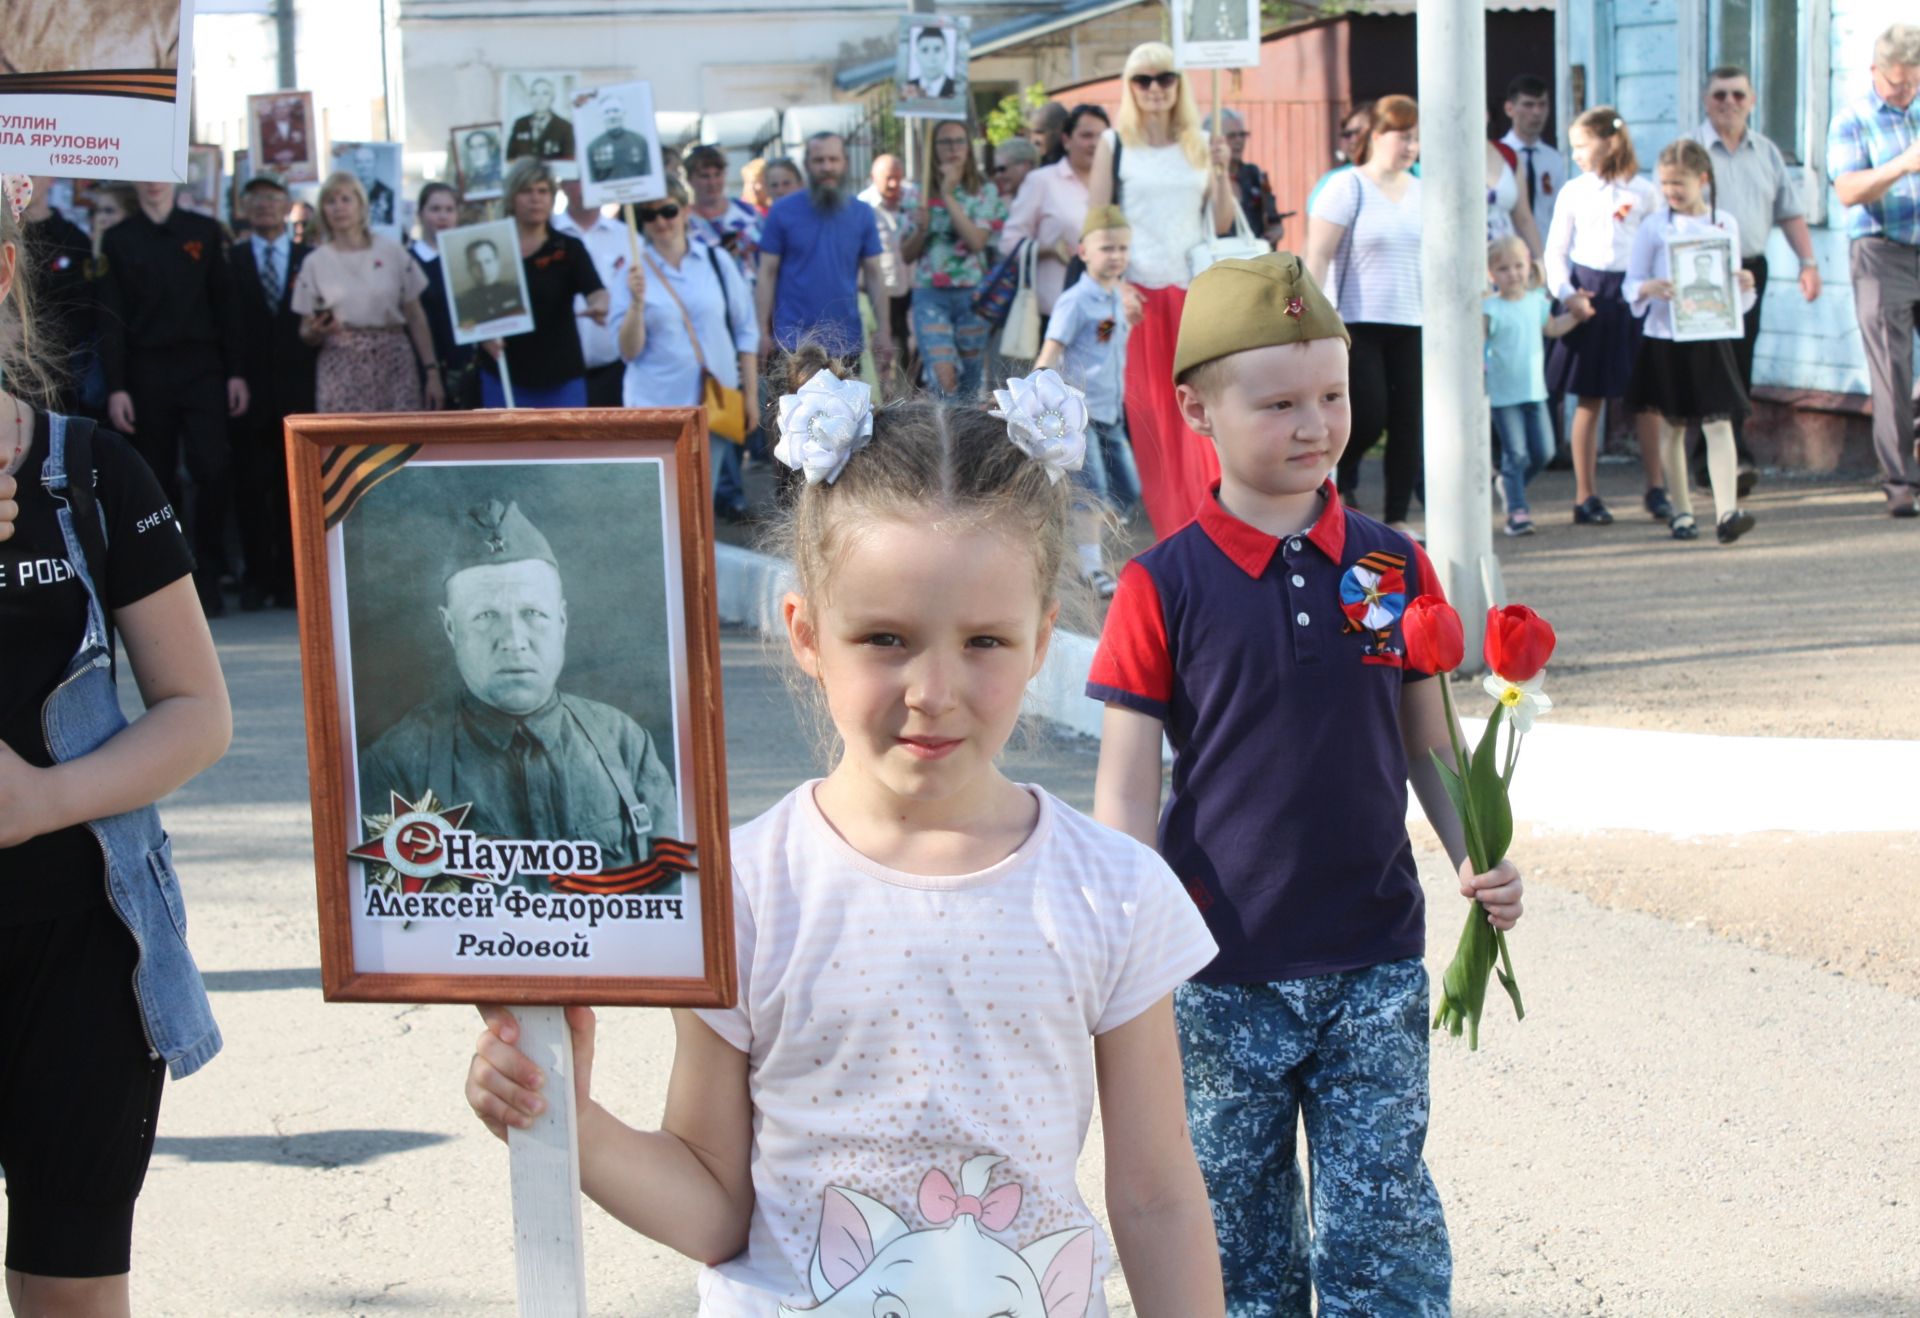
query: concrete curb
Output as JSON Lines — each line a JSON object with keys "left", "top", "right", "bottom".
{"left": 714, "top": 544, "right": 1918, "bottom": 837}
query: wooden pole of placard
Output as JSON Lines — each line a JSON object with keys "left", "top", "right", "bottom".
{"left": 622, "top": 202, "right": 643, "bottom": 269}
{"left": 508, "top": 1007, "right": 587, "bottom": 1316}
{"left": 496, "top": 343, "right": 582, "bottom": 1313}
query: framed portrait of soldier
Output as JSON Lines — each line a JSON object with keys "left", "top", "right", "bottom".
{"left": 0, "top": 0, "right": 194, "bottom": 182}
{"left": 1668, "top": 232, "right": 1742, "bottom": 343}
{"left": 184, "top": 143, "right": 221, "bottom": 215}
{"left": 440, "top": 218, "right": 535, "bottom": 345}
{"left": 287, "top": 409, "right": 734, "bottom": 1006}
{"left": 249, "top": 89, "right": 318, "bottom": 183}
{"left": 331, "top": 140, "right": 404, "bottom": 241}
{"left": 501, "top": 70, "right": 579, "bottom": 177}
{"left": 893, "top": 15, "right": 970, "bottom": 122}
{"left": 451, "top": 121, "right": 506, "bottom": 202}
{"left": 1172, "top": 0, "right": 1261, "bottom": 70}
{"left": 574, "top": 80, "right": 664, "bottom": 209}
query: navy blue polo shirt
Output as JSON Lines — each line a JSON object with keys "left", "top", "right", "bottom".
{"left": 1088, "top": 483, "right": 1444, "bottom": 984}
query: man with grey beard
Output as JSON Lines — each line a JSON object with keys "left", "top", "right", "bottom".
{"left": 754, "top": 132, "right": 895, "bottom": 371}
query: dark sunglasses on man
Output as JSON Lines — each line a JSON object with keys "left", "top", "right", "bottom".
{"left": 635, "top": 203, "right": 681, "bottom": 223}
{"left": 1710, "top": 88, "right": 1750, "bottom": 102}
{"left": 1129, "top": 72, "right": 1179, "bottom": 90}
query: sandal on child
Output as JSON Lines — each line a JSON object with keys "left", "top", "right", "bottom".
{"left": 1716, "top": 509, "right": 1756, "bottom": 544}
{"left": 1084, "top": 567, "right": 1119, "bottom": 600}
{"left": 1669, "top": 514, "right": 1699, "bottom": 540}
{"left": 1644, "top": 486, "right": 1674, "bottom": 520}
{"left": 1572, "top": 496, "right": 1614, "bottom": 526}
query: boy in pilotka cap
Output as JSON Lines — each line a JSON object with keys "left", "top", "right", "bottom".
{"left": 1088, "top": 252, "right": 1526, "bottom": 1315}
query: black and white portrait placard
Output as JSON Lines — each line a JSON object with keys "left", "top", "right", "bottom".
{"left": 440, "top": 217, "right": 535, "bottom": 345}
{"left": 451, "top": 121, "right": 505, "bottom": 201}
{"left": 330, "top": 140, "right": 404, "bottom": 241}
{"left": 893, "top": 15, "right": 970, "bottom": 122}
{"left": 501, "top": 70, "right": 579, "bottom": 177}
{"left": 289, "top": 412, "right": 734, "bottom": 1007}
{"left": 574, "top": 80, "right": 665, "bottom": 209}
{"left": 1173, "top": 0, "right": 1261, "bottom": 70}
{"left": 1668, "top": 232, "right": 1742, "bottom": 342}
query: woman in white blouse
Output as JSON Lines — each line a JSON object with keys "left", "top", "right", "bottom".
{"left": 292, "top": 172, "right": 444, "bottom": 413}
{"left": 1086, "top": 41, "right": 1235, "bottom": 539}
{"left": 617, "top": 179, "right": 760, "bottom": 521}
{"left": 1543, "top": 107, "right": 1667, "bottom": 526}
{"left": 1304, "top": 95, "right": 1425, "bottom": 533}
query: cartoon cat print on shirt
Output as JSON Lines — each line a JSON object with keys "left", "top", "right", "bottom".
{"left": 779, "top": 1154, "right": 1096, "bottom": 1318}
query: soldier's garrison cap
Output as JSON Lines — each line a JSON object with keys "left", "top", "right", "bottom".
{"left": 1173, "top": 250, "right": 1350, "bottom": 382}
{"left": 441, "top": 500, "right": 559, "bottom": 583}
{"left": 1080, "top": 204, "right": 1131, "bottom": 238}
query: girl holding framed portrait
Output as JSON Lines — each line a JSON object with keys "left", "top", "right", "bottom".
{"left": 1624, "top": 138, "right": 1758, "bottom": 544}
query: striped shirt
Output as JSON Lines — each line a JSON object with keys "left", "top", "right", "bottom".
{"left": 1827, "top": 89, "right": 1920, "bottom": 246}
{"left": 1310, "top": 168, "right": 1423, "bottom": 325}
{"left": 694, "top": 783, "right": 1216, "bottom": 1315}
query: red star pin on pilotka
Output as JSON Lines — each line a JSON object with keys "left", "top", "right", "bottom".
{"left": 1285, "top": 296, "right": 1305, "bottom": 319}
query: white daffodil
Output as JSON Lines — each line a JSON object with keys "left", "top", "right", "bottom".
{"left": 1483, "top": 671, "right": 1553, "bottom": 735}
{"left": 774, "top": 373, "right": 874, "bottom": 485}
{"left": 990, "top": 368, "right": 1088, "bottom": 483}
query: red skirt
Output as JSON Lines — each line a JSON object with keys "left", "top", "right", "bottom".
{"left": 1124, "top": 284, "right": 1219, "bottom": 538}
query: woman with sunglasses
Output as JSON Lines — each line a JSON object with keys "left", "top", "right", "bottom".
{"left": 617, "top": 180, "right": 760, "bottom": 521}
{"left": 900, "top": 120, "right": 1007, "bottom": 400}
{"left": 476, "top": 157, "right": 610, "bottom": 409}
{"left": 1086, "top": 42, "right": 1235, "bottom": 538}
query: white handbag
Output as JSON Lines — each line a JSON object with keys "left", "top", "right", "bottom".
{"left": 999, "top": 239, "right": 1043, "bottom": 360}
{"left": 1188, "top": 195, "right": 1272, "bottom": 279}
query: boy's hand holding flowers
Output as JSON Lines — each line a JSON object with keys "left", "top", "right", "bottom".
{"left": 1403, "top": 598, "right": 1557, "bottom": 1049}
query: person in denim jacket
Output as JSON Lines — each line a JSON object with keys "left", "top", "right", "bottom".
{"left": 0, "top": 174, "right": 229, "bottom": 1314}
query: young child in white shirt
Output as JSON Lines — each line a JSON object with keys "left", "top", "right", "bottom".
{"left": 1542, "top": 107, "right": 1665, "bottom": 527}
{"left": 465, "top": 352, "right": 1226, "bottom": 1317}
{"left": 1624, "top": 138, "right": 1760, "bottom": 544}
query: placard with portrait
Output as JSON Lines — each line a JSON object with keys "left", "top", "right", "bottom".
{"left": 893, "top": 15, "right": 970, "bottom": 122}
{"left": 439, "top": 217, "right": 536, "bottom": 346}
{"left": 289, "top": 410, "right": 733, "bottom": 1007}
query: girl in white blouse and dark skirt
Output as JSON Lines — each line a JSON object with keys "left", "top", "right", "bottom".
{"left": 1543, "top": 108, "right": 1668, "bottom": 526}
{"left": 1624, "top": 139, "right": 1760, "bottom": 544}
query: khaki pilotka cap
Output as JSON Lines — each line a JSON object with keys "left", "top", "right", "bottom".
{"left": 1080, "top": 203, "right": 1131, "bottom": 238}
{"left": 1172, "top": 251, "right": 1351, "bottom": 382}
{"left": 441, "top": 500, "right": 559, "bottom": 583}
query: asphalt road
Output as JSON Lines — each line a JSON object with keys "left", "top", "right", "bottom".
{"left": 5, "top": 614, "right": 1913, "bottom": 1316}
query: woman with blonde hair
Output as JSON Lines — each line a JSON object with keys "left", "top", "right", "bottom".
{"left": 1087, "top": 40, "right": 1235, "bottom": 537}
{"left": 290, "top": 170, "right": 444, "bottom": 412}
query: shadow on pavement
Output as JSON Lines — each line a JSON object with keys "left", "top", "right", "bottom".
{"left": 203, "top": 966, "right": 324, "bottom": 992}
{"left": 153, "top": 1129, "right": 450, "bottom": 1168}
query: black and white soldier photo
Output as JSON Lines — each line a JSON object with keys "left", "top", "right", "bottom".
{"left": 350, "top": 483, "right": 681, "bottom": 895}
{"left": 502, "top": 71, "right": 577, "bottom": 165}
{"left": 585, "top": 93, "right": 651, "bottom": 184}
{"left": 453, "top": 122, "right": 505, "bottom": 198}
{"left": 438, "top": 217, "right": 534, "bottom": 342}
{"left": 574, "top": 79, "right": 665, "bottom": 207}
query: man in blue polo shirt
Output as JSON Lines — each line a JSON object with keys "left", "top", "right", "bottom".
{"left": 754, "top": 131, "right": 895, "bottom": 373}
{"left": 1090, "top": 253, "right": 1524, "bottom": 1317}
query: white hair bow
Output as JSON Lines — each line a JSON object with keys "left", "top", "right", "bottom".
{"left": 774, "top": 373, "right": 875, "bottom": 485}
{"left": 990, "top": 369, "right": 1088, "bottom": 484}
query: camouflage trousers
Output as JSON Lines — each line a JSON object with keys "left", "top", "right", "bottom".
{"left": 1175, "top": 959, "right": 1450, "bottom": 1317}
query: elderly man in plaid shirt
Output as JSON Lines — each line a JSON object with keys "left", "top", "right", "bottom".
{"left": 1830, "top": 22, "right": 1920, "bottom": 517}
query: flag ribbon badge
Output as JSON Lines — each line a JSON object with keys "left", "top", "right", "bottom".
{"left": 322, "top": 444, "right": 421, "bottom": 529}
{"left": 551, "top": 839, "right": 698, "bottom": 896}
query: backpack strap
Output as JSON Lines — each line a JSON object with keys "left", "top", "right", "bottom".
{"left": 44, "top": 414, "right": 119, "bottom": 674}
{"left": 1110, "top": 130, "right": 1125, "bottom": 207}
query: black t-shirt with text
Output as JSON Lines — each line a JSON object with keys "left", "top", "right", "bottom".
{"left": 481, "top": 228, "right": 603, "bottom": 390}
{"left": 0, "top": 414, "right": 195, "bottom": 924}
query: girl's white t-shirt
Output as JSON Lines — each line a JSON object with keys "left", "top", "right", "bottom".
{"left": 692, "top": 782, "right": 1217, "bottom": 1316}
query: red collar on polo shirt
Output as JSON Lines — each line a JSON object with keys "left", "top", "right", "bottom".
{"left": 1194, "top": 481, "right": 1347, "bottom": 578}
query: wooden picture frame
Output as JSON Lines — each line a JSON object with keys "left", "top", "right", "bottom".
{"left": 248, "top": 89, "right": 319, "bottom": 184}
{"left": 288, "top": 409, "right": 734, "bottom": 1008}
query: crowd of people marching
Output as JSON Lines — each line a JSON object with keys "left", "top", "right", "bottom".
{"left": 19, "top": 31, "right": 1916, "bottom": 628}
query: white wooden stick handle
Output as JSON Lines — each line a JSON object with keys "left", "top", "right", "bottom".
{"left": 508, "top": 1005, "right": 587, "bottom": 1317}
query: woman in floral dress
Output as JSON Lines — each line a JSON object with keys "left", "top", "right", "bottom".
{"left": 900, "top": 120, "right": 1007, "bottom": 401}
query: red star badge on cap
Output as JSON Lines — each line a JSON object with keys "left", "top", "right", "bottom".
{"left": 1285, "top": 296, "right": 1305, "bottom": 319}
